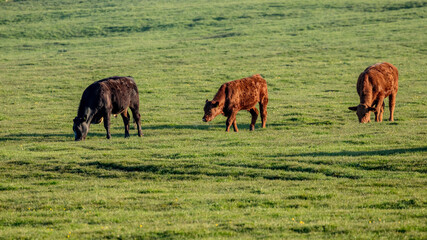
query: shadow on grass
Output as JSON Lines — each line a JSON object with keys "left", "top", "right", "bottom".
{"left": 143, "top": 123, "right": 267, "bottom": 131}
{"left": 142, "top": 124, "right": 219, "bottom": 130}
{"left": 283, "top": 147, "right": 427, "bottom": 157}
{"left": 0, "top": 132, "right": 129, "bottom": 141}
{"left": 217, "top": 162, "right": 362, "bottom": 179}
{"left": 0, "top": 123, "right": 265, "bottom": 142}
{"left": 0, "top": 124, "right": 224, "bottom": 142}
{"left": 0, "top": 133, "right": 73, "bottom": 141}
{"left": 79, "top": 161, "right": 315, "bottom": 181}
{"left": 83, "top": 161, "right": 162, "bottom": 173}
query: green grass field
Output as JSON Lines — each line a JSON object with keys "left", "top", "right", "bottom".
{"left": 0, "top": 0, "right": 426, "bottom": 239}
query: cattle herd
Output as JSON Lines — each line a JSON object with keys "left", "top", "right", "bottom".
{"left": 73, "top": 62, "right": 399, "bottom": 141}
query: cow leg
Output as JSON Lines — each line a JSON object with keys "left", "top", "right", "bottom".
{"left": 389, "top": 93, "right": 396, "bottom": 121}
{"left": 379, "top": 102, "right": 385, "bottom": 122}
{"left": 374, "top": 96, "right": 385, "bottom": 122}
{"left": 121, "top": 109, "right": 130, "bottom": 138}
{"left": 232, "top": 120, "right": 239, "bottom": 132}
{"left": 259, "top": 98, "right": 268, "bottom": 128}
{"left": 103, "top": 112, "right": 111, "bottom": 139}
{"left": 130, "top": 107, "right": 143, "bottom": 137}
{"left": 226, "top": 112, "right": 237, "bottom": 132}
{"left": 249, "top": 108, "right": 259, "bottom": 131}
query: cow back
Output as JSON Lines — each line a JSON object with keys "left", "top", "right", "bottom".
{"left": 224, "top": 74, "right": 268, "bottom": 112}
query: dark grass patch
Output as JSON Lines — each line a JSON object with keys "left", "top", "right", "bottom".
{"left": 0, "top": 133, "right": 72, "bottom": 142}
{"left": 0, "top": 218, "right": 62, "bottom": 227}
{"left": 133, "top": 229, "right": 205, "bottom": 239}
{"left": 324, "top": 89, "right": 340, "bottom": 92}
{"left": 283, "top": 147, "right": 427, "bottom": 157}
{"left": 217, "top": 161, "right": 360, "bottom": 180}
{"left": 237, "top": 15, "right": 252, "bottom": 19}
{"left": 213, "top": 17, "right": 227, "bottom": 21}
{"left": 6, "top": 160, "right": 31, "bottom": 165}
{"left": 383, "top": 1, "right": 427, "bottom": 11}
{"left": 33, "top": 181, "right": 58, "bottom": 186}
{"left": 78, "top": 160, "right": 317, "bottom": 181}
{"left": 0, "top": 185, "right": 17, "bottom": 191}
{"left": 346, "top": 162, "right": 397, "bottom": 171}
{"left": 269, "top": 164, "right": 362, "bottom": 179}
{"left": 262, "top": 13, "right": 286, "bottom": 18}
{"left": 269, "top": 4, "right": 285, "bottom": 8}
{"left": 326, "top": 1, "right": 427, "bottom": 12}
{"left": 82, "top": 161, "right": 161, "bottom": 173}
{"left": 291, "top": 224, "right": 347, "bottom": 234}
{"left": 103, "top": 25, "right": 151, "bottom": 33}
{"left": 151, "top": 153, "right": 199, "bottom": 160}
{"left": 286, "top": 194, "right": 334, "bottom": 201}
{"left": 192, "top": 17, "right": 203, "bottom": 22}
{"left": 364, "top": 199, "right": 424, "bottom": 209}
{"left": 139, "top": 189, "right": 164, "bottom": 194}
{"left": 203, "top": 32, "right": 244, "bottom": 39}
{"left": 226, "top": 198, "right": 307, "bottom": 209}
{"left": 343, "top": 140, "right": 368, "bottom": 145}
{"left": 262, "top": 174, "right": 314, "bottom": 181}
{"left": 220, "top": 222, "right": 254, "bottom": 233}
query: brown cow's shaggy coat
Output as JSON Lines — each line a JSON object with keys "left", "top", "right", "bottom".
{"left": 203, "top": 74, "right": 268, "bottom": 132}
{"left": 73, "top": 76, "right": 142, "bottom": 140}
{"left": 349, "top": 62, "right": 398, "bottom": 123}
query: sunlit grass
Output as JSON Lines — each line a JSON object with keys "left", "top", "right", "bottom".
{"left": 0, "top": 0, "right": 426, "bottom": 239}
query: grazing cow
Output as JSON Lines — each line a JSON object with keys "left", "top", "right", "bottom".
{"left": 202, "top": 74, "right": 268, "bottom": 132}
{"left": 73, "top": 76, "right": 143, "bottom": 141}
{"left": 349, "top": 62, "right": 398, "bottom": 123}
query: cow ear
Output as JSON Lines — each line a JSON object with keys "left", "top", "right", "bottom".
{"left": 368, "top": 107, "right": 376, "bottom": 112}
{"left": 348, "top": 106, "right": 358, "bottom": 111}
{"left": 206, "top": 99, "right": 209, "bottom": 103}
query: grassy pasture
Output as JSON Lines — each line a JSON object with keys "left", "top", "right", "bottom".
{"left": 0, "top": 0, "right": 426, "bottom": 239}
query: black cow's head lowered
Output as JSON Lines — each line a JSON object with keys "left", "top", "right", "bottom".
{"left": 73, "top": 116, "right": 89, "bottom": 141}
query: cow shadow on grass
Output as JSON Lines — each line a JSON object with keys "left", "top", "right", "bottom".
{"left": 0, "top": 124, "right": 220, "bottom": 142}
{"left": 143, "top": 123, "right": 269, "bottom": 131}
{"left": 0, "top": 133, "right": 73, "bottom": 142}
{"left": 0, "top": 132, "right": 130, "bottom": 142}
{"left": 281, "top": 147, "right": 427, "bottom": 157}
{"left": 142, "top": 124, "right": 219, "bottom": 130}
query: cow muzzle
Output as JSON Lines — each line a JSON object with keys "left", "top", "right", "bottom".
{"left": 202, "top": 116, "right": 211, "bottom": 122}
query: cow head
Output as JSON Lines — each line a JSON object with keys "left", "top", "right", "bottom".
{"left": 73, "top": 116, "right": 89, "bottom": 141}
{"left": 348, "top": 104, "right": 376, "bottom": 123}
{"left": 202, "top": 100, "right": 222, "bottom": 122}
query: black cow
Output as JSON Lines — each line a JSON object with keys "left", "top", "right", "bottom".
{"left": 73, "top": 76, "right": 142, "bottom": 141}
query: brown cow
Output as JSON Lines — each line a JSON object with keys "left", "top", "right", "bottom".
{"left": 202, "top": 74, "right": 268, "bottom": 132}
{"left": 349, "top": 62, "right": 398, "bottom": 123}
{"left": 73, "top": 76, "right": 143, "bottom": 140}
